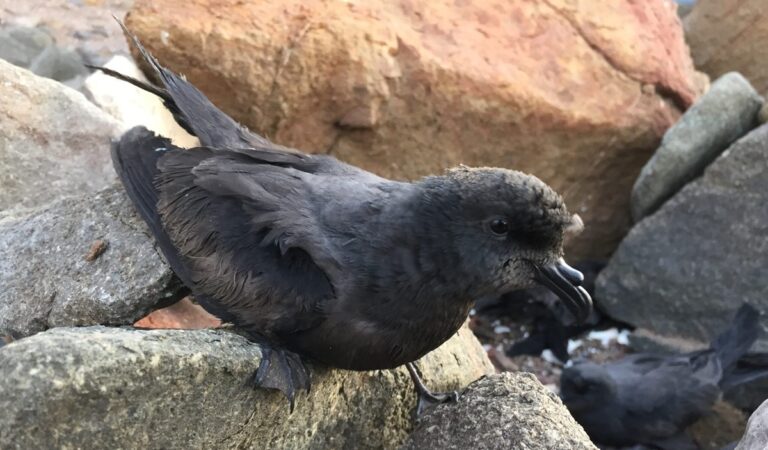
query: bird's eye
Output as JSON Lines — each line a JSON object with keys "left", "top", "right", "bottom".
{"left": 489, "top": 218, "right": 510, "bottom": 236}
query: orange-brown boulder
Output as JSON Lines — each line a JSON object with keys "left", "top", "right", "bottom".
{"left": 685, "top": 0, "right": 768, "bottom": 95}
{"left": 125, "top": 0, "right": 704, "bottom": 259}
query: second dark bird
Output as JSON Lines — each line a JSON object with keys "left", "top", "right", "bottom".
{"left": 560, "top": 304, "right": 768, "bottom": 450}
{"left": 95, "top": 22, "right": 592, "bottom": 412}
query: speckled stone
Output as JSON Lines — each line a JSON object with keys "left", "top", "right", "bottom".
{"left": 0, "top": 325, "right": 493, "bottom": 449}
{"left": 401, "top": 372, "right": 597, "bottom": 450}
{"left": 631, "top": 72, "right": 763, "bottom": 221}
{"left": 0, "top": 58, "right": 120, "bottom": 213}
{"left": 735, "top": 400, "right": 768, "bottom": 450}
{"left": 0, "top": 185, "right": 181, "bottom": 338}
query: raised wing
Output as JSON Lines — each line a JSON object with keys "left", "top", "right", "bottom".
{"left": 617, "top": 354, "right": 720, "bottom": 440}
{"left": 114, "top": 127, "right": 344, "bottom": 338}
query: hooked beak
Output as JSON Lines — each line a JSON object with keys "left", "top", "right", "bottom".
{"left": 532, "top": 258, "right": 592, "bottom": 323}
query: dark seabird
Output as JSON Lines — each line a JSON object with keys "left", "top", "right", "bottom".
{"left": 93, "top": 21, "right": 592, "bottom": 413}
{"left": 560, "top": 304, "right": 768, "bottom": 450}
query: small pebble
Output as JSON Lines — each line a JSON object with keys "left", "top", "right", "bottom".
{"left": 84, "top": 239, "right": 108, "bottom": 262}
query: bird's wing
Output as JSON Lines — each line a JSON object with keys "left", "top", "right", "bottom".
{"left": 113, "top": 126, "right": 356, "bottom": 337}
{"left": 617, "top": 354, "right": 720, "bottom": 439}
{"left": 155, "top": 147, "right": 357, "bottom": 337}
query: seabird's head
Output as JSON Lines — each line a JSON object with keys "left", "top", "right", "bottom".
{"left": 421, "top": 166, "right": 592, "bottom": 322}
{"left": 560, "top": 362, "right": 615, "bottom": 413}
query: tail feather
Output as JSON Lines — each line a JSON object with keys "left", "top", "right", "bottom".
{"left": 721, "top": 352, "right": 768, "bottom": 391}
{"left": 711, "top": 304, "right": 761, "bottom": 370}
{"left": 94, "top": 17, "right": 270, "bottom": 149}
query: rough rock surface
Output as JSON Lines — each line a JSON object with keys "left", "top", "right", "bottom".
{"left": 83, "top": 55, "right": 199, "bottom": 148}
{"left": 736, "top": 400, "right": 768, "bottom": 450}
{"left": 0, "top": 325, "right": 494, "bottom": 450}
{"left": 0, "top": 0, "right": 134, "bottom": 67}
{"left": 0, "top": 58, "right": 120, "bottom": 212}
{"left": 597, "top": 124, "right": 768, "bottom": 351}
{"left": 0, "top": 186, "right": 181, "bottom": 339}
{"left": 401, "top": 372, "right": 596, "bottom": 450}
{"left": 631, "top": 72, "right": 763, "bottom": 221}
{"left": 125, "top": 0, "right": 705, "bottom": 259}
{"left": 685, "top": 0, "right": 768, "bottom": 95}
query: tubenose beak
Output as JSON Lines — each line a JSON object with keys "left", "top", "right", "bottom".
{"left": 533, "top": 258, "right": 592, "bottom": 323}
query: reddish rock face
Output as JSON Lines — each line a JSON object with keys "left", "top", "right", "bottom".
{"left": 685, "top": 0, "right": 768, "bottom": 97}
{"left": 126, "top": 0, "right": 704, "bottom": 259}
{"left": 134, "top": 298, "right": 221, "bottom": 330}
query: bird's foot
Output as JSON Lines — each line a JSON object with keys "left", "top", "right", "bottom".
{"left": 247, "top": 345, "right": 311, "bottom": 412}
{"left": 406, "top": 362, "right": 460, "bottom": 418}
{"left": 414, "top": 388, "right": 459, "bottom": 418}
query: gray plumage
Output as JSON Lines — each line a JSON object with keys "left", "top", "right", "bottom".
{"left": 560, "top": 304, "right": 767, "bottom": 450}
{"left": 100, "top": 21, "right": 591, "bottom": 409}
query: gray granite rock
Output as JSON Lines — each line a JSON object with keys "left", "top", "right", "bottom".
{"left": 598, "top": 124, "right": 768, "bottom": 351}
{"left": 735, "top": 400, "right": 768, "bottom": 450}
{"left": 0, "top": 25, "right": 53, "bottom": 68}
{"left": 401, "top": 372, "right": 596, "bottom": 450}
{"left": 0, "top": 325, "right": 493, "bottom": 450}
{"left": 0, "top": 24, "right": 89, "bottom": 86}
{"left": 28, "top": 45, "right": 88, "bottom": 82}
{"left": 0, "top": 58, "right": 119, "bottom": 212}
{"left": 0, "top": 186, "right": 182, "bottom": 338}
{"left": 631, "top": 72, "right": 763, "bottom": 221}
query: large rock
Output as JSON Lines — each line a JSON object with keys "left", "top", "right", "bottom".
{"left": 631, "top": 72, "right": 763, "bottom": 221}
{"left": 685, "top": 0, "right": 768, "bottom": 95}
{"left": 0, "top": 325, "right": 494, "bottom": 449}
{"left": 125, "top": 0, "right": 705, "bottom": 260}
{"left": 0, "top": 186, "right": 182, "bottom": 339}
{"left": 736, "top": 400, "right": 768, "bottom": 450}
{"left": 597, "top": 124, "right": 768, "bottom": 351}
{"left": 0, "top": 58, "right": 120, "bottom": 212}
{"left": 401, "top": 372, "right": 596, "bottom": 450}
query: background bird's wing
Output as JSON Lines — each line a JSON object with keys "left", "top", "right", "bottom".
{"left": 616, "top": 354, "right": 720, "bottom": 439}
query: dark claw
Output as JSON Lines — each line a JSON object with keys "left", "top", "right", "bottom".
{"left": 247, "top": 345, "right": 311, "bottom": 412}
{"left": 415, "top": 389, "right": 460, "bottom": 418}
{"left": 406, "top": 362, "right": 460, "bottom": 419}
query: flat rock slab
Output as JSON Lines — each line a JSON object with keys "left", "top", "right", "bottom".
{"left": 0, "top": 58, "right": 120, "bottom": 212}
{"left": 0, "top": 186, "right": 181, "bottom": 338}
{"left": 631, "top": 72, "right": 763, "bottom": 220}
{"left": 0, "top": 325, "right": 493, "bottom": 450}
{"left": 401, "top": 372, "right": 596, "bottom": 450}
{"left": 597, "top": 124, "right": 768, "bottom": 351}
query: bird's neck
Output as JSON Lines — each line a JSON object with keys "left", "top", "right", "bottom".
{"left": 403, "top": 179, "right": 485, "bottom": 302}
